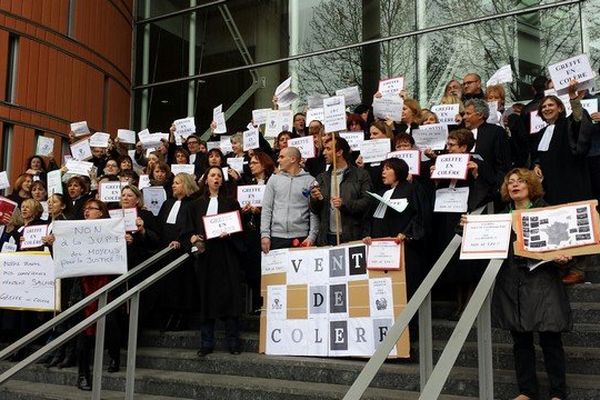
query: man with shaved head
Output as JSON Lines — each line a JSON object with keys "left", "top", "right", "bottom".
{"left": 261, "top": 146, "right": 319, "bottom": 253}
{"left": 462, "top": 73, "right": 484, "bottom": 101}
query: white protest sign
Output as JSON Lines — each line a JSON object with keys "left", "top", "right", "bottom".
{"left": 387, "top": 150, "right": 421, "bottom": 175}
{"left": 360, "top": 139, "right": 391, "bottom": 163}
{"left": 548, "top": 54, "right": 596, "bottom": 95}
{"left": 434, "top": 187, "right": 470, "bottom": 213}
{"left": 138, "top": 131, "right": 168, "bottom": 148}
{"left": 70, "top": 121, "right": 90, "bottom": 137}
{"left": 89, "top": 132, "right": 110, "bottom": 148}
{"left": 213, "top": 104, "right": 227, "bottom": 134}
{"left": 138, "top": 174, "right": 150, "bottom": 190}
{"left": 367, "top": 240, "right": 401, "bottom": 270}
{"left": 530, "top": 111, "right": 548, "bottom": 134}
{"left": 275, "top": 77, "right": 298, "bottom": 109}
{"left": 171, "top": 164, "right": 195, "bottom": 175}
{"left": 117, "top": 129, "right": 136, "bottom": 145}
{"left": 0, "top": 171, "right": 9, "bottom": 190}
{"left": 52, "top": 219, "right": 127, "bottom": 278}
{"left": 65, "top": 159, "right": 94, "bottom": 177}
{"left": 367, "top": 191, "right": 408, "bottom": 214}
{"left": 369, "top": 278, "right": 394, "bottom": 317}
{"left": 412, "top": 123, "right": 448, "bottom": 151}
{"left": 243, "top": 129, "right": 260, "bottom": 151}
{"left": 486, "top": 65, "right": 513, "bottom": 86}
{"left": 70, "top": 139, "right": 92, "bottom": 161}
{"left": 36, "top": 136, "right": 54, "bottom": 156}
{"left": 99, "top": 181, "right": 122, "bottom": 202}
{"left": 21, "top": 225, "right": 49, "bottom": 249}
{"left": 41, "top": 201, "right": 49, "bottom": 220}
{"left": 339, "top": 131, "right": 364, "bottom": 151}
{"left": 46, "top": 170, "right": 62, "bottom": 195}
{"left": 143, "top": 187, "right": 167, "bottom": 216}
{"left": 252, "top": 108, "right": 270, "bottom": 126}
{"left": 323, "top": 96, "right": 346, "bottom": 133}
{"left": 335, "top": 86, "right": 362, "bottom": 105}
{"left": 227, "top": 157, "right": 245, "bottom": 173}
{"left": 206, "top": 141, "right": 220, "bottom": 152}
{"left": 173, "top": 117, "right": 196, "bottom": 142}
{"left": 288, "top": 136, "right": 315, "bottom": 159}
{"left": 306, "top": 108, "right": 324, "bottom": 123}
{"left": 1, "top": 242, "right": 17, "bottom": 253}
{"left": 237, "top": 185, "right": 266, "bottom": 207}
{"left": 261, "top": 248, "right": 289, "bottom": 275}
{"left": 373, "top": 96, "right": 403, "bottom": 122}
{"left": 581, "top": 99, "right": 599, "bottom": 115}
{"left": 0, "top": 252, "right": 56, "bottom": 311}
{"left": 431, "top": 154, "right": 470, "bottom": 180}
{"left": 431, "top": 104, "right": 460, "bottom": 125}
{"left": 378, "top": 77, "right": 404, "bottom": 97}
{"left": 202, "top": 210, "right": 243, "bottom": 239}
{"left": 265, "top": 110, "right": 293, "bottom": 138}
{"left": 460, "top": 214, "right": 512, "bottom": 260}
{"left": 487, "top": 101, "right": 500, "bottom": 125}
{"left": 109, "top": 208, "right": 138, "bottom": 232}
{"left": 220, "top": 136, "right": 233, "bottom": 154}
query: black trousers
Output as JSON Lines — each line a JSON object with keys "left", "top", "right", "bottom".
{"left": 510, "top": 330, "right": 567, "bottom": 399}
{"left": 200, "top": 318, "right": 240, "bottom": 351}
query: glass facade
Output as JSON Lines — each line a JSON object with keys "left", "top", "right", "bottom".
{"left": 132, "top": 0, "right": 599, "bottom": 135}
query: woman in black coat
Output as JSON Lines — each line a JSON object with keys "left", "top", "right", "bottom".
{"left": 362, "top": 158, "right": 430, "bottom": 299}
{"left": 187, "top": 166, "right": 244, "bottom": 356}
{"left": 155, "top": 173, "right": 199, "bottom": 331}
{"left": 489, "top": 168, "right": 572, "bottom": 400}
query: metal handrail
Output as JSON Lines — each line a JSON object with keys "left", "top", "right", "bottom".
{"left": 0, "top": 252, "right": 190, "bottom": 400}
{"left": 0, "top": 246, "right": 173, "bottom": 360}
{"left": 344, "top": 204, "right": 494, "bottom": 400}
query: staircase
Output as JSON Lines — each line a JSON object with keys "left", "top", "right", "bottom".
{"left": 1, "top": 263, "right": 600, "bottom": 399}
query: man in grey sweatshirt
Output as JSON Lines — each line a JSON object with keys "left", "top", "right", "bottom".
{"left": 260, "top": 147, "right": 319, "bottom": 253}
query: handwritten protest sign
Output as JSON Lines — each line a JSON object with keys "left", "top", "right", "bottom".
{"left": 203, "top": 211, "right": 243, "bottom": 239}
{"left": 339, "top": 131, "right": 364, "bottom": 151}
{"left": 21, "top": 225, "right": 49, "bottom": 249}
{"left": 431, "top": 104, "right": 460, "bottom": 125}
{"left": 237, "top": 185, "right": 266, "bottom": 207}
{"left": 243, "top": 128, "right": 260, "bottom": 151}
{"left": 288, "top": 136, "right": 315, "bottom": 159}
{"left": 52, "top": 219, "right": 127, "bottom": 278}
{"left": 323, "top": 96, "right": 347, "bottom": 133}
{"left": 0, "top": 252, "right": 57, "bottom": 311}
{"left": 117, "top": 129, "right": 136, "bottom": 145}
{"left": 99, "top": 181, "right": 122, "bottom": 202}
{"left": 548, "top": 54, "right": 596, "bottom": 95}
{"left": 460, "top": 214, "right": 512, "bottom": 259}
{"left": 412, "top": 124, "right": 448, "bottom": 150}
{"left": 378, "top": 77, "right": 404, "bottom": 97}
{"left": 387, "top": 150, "right": 420, "bottom": 175}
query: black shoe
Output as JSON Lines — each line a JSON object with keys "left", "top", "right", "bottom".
{"left": 197, "top": 348, "right": 213, "bottom": 357}
{"left": 229, "top": 347, "right": 241, "bottom": 355}
{"left": 77, "top": 375, "right": 92, "bottom": 391}
{"left": 107, "top": 358, "right": 120, "bottom": 373}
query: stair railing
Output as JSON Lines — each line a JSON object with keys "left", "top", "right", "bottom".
{"left": 344, "top": 202, "right": 501, "bottom": 400}
{"left": 0, "top": 247, "right": 191, "bottom": 400}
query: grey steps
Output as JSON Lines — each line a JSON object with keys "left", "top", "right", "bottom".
{"left": 0, "top": 362, "right": 477, "bottom": 400}
{"left": 431, "top": 300, "right": 600, "bottom": 323}
{"left": 566, "top": 283, "right": 600, "bottom": 302}
{"left": 0, "top": 380, "right": 194, "bottom": 400}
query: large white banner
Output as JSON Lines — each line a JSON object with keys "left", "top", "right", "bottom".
{"left": 52, "top": 219, "right": 127, "bottom": 278}
{"left": 0, "top": 252, "right": 57, "bottom": 311}
{"left": 260, "top": 243, "right": 409, "bottom": 358}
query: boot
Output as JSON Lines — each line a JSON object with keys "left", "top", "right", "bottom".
{"left": 107, "top": 357, "right": 120, "bottom": 373}
{"left": 77, "top": 374, "right": 92, "bottom": 391}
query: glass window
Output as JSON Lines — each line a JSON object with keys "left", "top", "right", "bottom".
{"left": 5, "top": 34, "right": 19, "bottom": 103}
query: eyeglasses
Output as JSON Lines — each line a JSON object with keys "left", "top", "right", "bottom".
{"left": 84, "top": 207, "right": 101, "bottom": 211}
{"left": 463, "top": 81, "right": 478, "bottom": 86}
{"left": 187, "top": 140, "right": 199, "bottom": 145}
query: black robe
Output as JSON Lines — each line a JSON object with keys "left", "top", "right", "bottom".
{"left": 186, "top": 195, "right": 244, "bottom": 321}
{"left": 363, "top": 181, "right": 431, "bottom": 297}
{"left": 531, "top": 114, "right": 594, "bottom": 205}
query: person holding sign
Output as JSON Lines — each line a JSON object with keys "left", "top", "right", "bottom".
{"left": 70, "top": 199, "right": 122, "bottom": 390}
{"left": 310, "top": 136, "right": 372, "bottom": 245}
{"left": 357, "top": 121, "right": 394, "bottom": 192}
{"left": 431, "top": 129, "right": 495, "bottom": 318}
{"left": 186, "top": 166, "right": 244, "bottom": 356}
{"left": 149, "top": 161, "right": 174, "bottom": 198}
{"left": 483, "top": 168, "right": 572, "bottom": 400}
{"left": 156, "top": 173, "right": 199, "bottom": 332}
{"left": 25, "top": 155, "right": 58, "bottom": 183}
{"left": 13, "top": 199, "right": 46, "bottom": 251}
{"left": 240, "top": 150, "right": 276, "bottom": 313}
{"left": 531, "top": 80, "right": 595, "bottom": 206}
{"left": 363, "top": 158, "right": 431, "bottom": 298}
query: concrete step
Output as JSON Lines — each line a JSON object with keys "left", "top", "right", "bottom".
{"left": 0, "top": 380, "right": 194, "bottom": 400}
{"left": 431, "top": 300, "right": 600, "bottom": 323}
{"left": 432, "top": 319, "right": 600, "bottom": 347}
{"left": 566, "top": 283, "right": 600, "bottom": 302}
{"left": 428, "top": 341, "right": 600, "bottom": 375}
{"left": 0, "top": 362, "right": 477, "bottom": 400}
